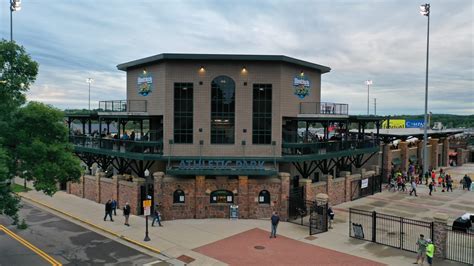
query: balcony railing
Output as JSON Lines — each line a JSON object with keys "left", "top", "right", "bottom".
{"left": 69, "top": 135, "right": 163, "bottom": 155}
{"left": 98, "top": 100, "right": 147, "bottom": 112}
{"left": 300, "top": 102, "right": 349, "bottom": 115}
{"left": 282, "top": 139, "right": 378, "bottom": 156}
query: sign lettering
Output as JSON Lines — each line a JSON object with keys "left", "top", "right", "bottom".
{"left": 178, "top": 160, "right": 266, "bottom": 170}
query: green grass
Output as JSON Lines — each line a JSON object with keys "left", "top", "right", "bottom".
{"left": 11, "top": 183, "right": 31, "bottom": 193}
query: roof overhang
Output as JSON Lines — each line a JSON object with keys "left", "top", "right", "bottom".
{"left": 117, "top": 53, "right": 331, "bottom": 74}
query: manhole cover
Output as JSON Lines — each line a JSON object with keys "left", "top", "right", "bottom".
{"left": 254, "top": 245, "right": 265, "bottom": 250}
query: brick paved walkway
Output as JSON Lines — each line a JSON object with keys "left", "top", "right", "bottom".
{"left": 194, "top": 228, "right": 385, "bottom": 266}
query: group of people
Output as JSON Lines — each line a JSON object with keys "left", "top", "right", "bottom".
{"left": 388, "top": 166, "right": 471, "bottom": 197}
{"left": 103, "top": 199, "right": 163, "bottom": 227}
{"left": 414, "top": 234, "right": 436, "bottom": 266}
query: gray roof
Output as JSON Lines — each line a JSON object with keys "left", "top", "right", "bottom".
{"left": 116, "top": 53, "right": 331, "bottom": 73}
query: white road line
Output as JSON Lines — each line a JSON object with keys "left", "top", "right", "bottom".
{"left": 143, "top": 259, "right": 163, "bottom": 266}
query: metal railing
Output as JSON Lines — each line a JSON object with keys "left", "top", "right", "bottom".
{"left": 282, "top": 139, "right": 379, "bottom": 156}
{"left": 300, "top": 102, "right": 349, "bottom": 115}
{"left": 69, "top": 135, "right": 162, "bottom": 154}
{"left": 98, "top": 100, "right": 147, "bottom": 112}
{"left": 446, "top": 229, "right": 474, "bottom": 265}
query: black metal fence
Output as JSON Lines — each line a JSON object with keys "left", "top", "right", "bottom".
{"left": 351, "top": 175, "right": 382, "bottom": 201}
{"left": 288, "top": 186, "right": 328, "bottom": 235}
{"left": 349, "top": 208, "right": 433, "bottom": 253}
{"left": 446, "top": 229, "right": 474, "bottom": 265}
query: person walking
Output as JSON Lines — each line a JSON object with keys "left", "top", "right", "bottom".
{"left": 414, "top": 234, "right": 427, "bottom": 265}
{"left": 446, "top": 175, "right": 453, "bottom": 192}
{"left": 111, "top": 199, "right": 117, "bottom": 216}
{"left": 151, "top": 205, "right": 163, "bottom": 227}
{"left": 123, "top": 202, "right": 131, "bottom": 226}
{"left": 328, "top": 206, "right": 335, "bottom": 229}
{"left": 425, "top": 239, "right": 435, "bottom": 266}
{"left": 428, "top": 181, "right": 434, "bottom": 196}
{"left": 270, "top": 212, "right": 280, "bottom": 238}
{"left": 104, "top": 200, "right": 114, "bottom": 221}
{"left": 409, "top": 179, "right": 418, "bottom": 197}
{"left": 464, "top": 174, "right": 472, "bottom": 191}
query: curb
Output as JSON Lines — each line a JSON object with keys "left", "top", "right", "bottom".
{"left": 19, "top": 194, "right": 163, "bottom": 256}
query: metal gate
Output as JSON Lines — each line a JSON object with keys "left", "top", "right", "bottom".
{"left": 446, "top": 229, "right": 474, "bottom": 265}
{"left": 310, "top": 202, "right": 328, "bottom": 235}
{"left": 288, "top": 186, "right": 305, "bottom": 222}
{"left": 351, "top": 175, "right": 382, "bottom": 201}
{"left": 349, "top": 208, "right": 433, "bottom": 252}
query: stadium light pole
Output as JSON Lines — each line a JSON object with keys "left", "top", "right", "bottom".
{"left": 10, "top": 0, "right": 22, "bottom": 42}
{"left": 86, "top": 78, "right": 94, "bottom": 111}
{"left": 420, "top": 3, "right": 430, "bottom": 177}
{"left": 365, "top": 80, "right": 373, "bottom": 115}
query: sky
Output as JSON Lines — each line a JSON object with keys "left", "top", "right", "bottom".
{"left": 0, "top": 0, "right": 472, "bottom": 115}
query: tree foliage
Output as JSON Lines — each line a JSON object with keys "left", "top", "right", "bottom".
{"left": 0, "top": 40, "right": 82, "bottom": 221}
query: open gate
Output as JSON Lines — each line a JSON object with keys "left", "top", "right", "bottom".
{"left": 288, "top": 186, "right": 328, "bottom": 235}
{"left": 310, "top": 202, "right": 328, "bottom": 235}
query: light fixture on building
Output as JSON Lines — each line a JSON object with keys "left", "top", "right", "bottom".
{"left": 242, "top": 66, "right": 247, "bottom": 73}
{"left": 300, "top": 71, "right": 304, "bottom": 76}
{"left": 199, "top": 66, "right": 205, "bottom": 72}
{"left": 143, "top": 69, "right": 147, "bottom": 75}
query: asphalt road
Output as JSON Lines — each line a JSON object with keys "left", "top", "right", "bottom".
{"left": 0, "top": 203, "right": 165, "bottom": 266}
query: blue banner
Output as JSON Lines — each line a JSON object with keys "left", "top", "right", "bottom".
{"left": 405, "top": 120, "right": 425, "bottom": 128}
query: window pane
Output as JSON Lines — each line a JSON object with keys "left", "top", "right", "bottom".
{"left": 211, "top": 76, "right": 235, "bottom": 144}
{"left": 252, "top": 84, "right": 272, "bottom": 144}
{"left": 174, "top": 83, "right": 193, "bottom": 143}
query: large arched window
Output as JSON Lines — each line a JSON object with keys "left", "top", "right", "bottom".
{"left": 258, "top": 190, "right": 270, "bottom": 204}
{"left": 210, "top": 190, "right": 234, "bottom": 203}
{"left": 173, "top": 189, "right": 185, "bottom": 203}
{"left": 211, "top": 76, "right": 235, "bottom": 144}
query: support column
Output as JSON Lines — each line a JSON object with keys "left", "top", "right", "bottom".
{"left": 429, "top": 138, "right": 439, "bottom": 169}
{"left": 279, "top": 172, "right": 290, "bottom": 221}
{"left": 299, "top": 178, "right": 313, "bottom": 201}
{"left": 456, "top": 148, "right": 465, "bottom": 166}
{"left": 399, "top": 141, "right": 409, "bottom": 173}
{"left": 433, "top": 213, "right": 448, "bottom": 259}
{"left": 153, "top": 172, "right": 164, "bottom": 204}
{"left": 442, "top": 138, "right": 449, "bottom": 167}
{"left": 81, "top": 175, "right": 85, "bottom": 198}
{"left": 341, "top": 171, "right": 351, "bottom": 202}
{"left": 382, "top": 143, "right": 392, "bottom": 182}
{"left": 95, "top": 172, "right": 102, "bottom": 203}
{"left": 195, "top": 176, "right": 206, "bottom": 219}
{"left": 326, "top": 175, "right": 333, "bottom": 204}
{"left": 238, "top": 176, "right": 249, "bottom": 219}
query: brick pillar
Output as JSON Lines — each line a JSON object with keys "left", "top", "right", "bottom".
{"left": 299, "top": 178, "right": 313, "bottom": 201}
{"left": 340, "top": 171, "right": 351, "bottom": 202}
{"left": 382, "top": 143, "right": 392, "bottom": 181}
{"left": 153, "top": 172, "right": 164, "bottom": 204}
{"left": 195, "top": 176, "right": 206, "bottom": 219}
{"left": 433, "top": 213, "right": 448, "bottom": 259}
{"left": 326, "top": 175, "right": 333, "bottom": 204}
{"left": 442, "top": 138, "right": 449, "bottom": 167}
{"left": 96, "top": 172, "right": 104, "bottom": 203}
{"left": 456, "top": 148, "right": 465, "bottom": 166}
{"left": 429, "top": 138, "right": 439, "bottom": 169}
{"left": 238, "top": 176, "right": 249, "bottom": 219}
{"left": 399, "top": 141, "right": 409, "bottom": 172}
{"left": 417, "top": 140, "right": 423, "bottom": 162}
{"left": 279, "top": 172, "right": 290, "bottom": 221}
{"left": 113, "top": 175, "right": 121, "bottom": 207}
{"left": 81, "top": 175, "right": 85, "bottom": 198}
{"left": 134, "top": 178, "right": 145, "bottom": 215}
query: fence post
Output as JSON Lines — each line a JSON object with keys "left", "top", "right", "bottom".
{"left": 433, "top": 213, "right": 448, "bottom": 259}
{"left": 372, "top": 211, "right": 376, "bottom": 242}
{"left": 400, "top": 217, "right": 404, "bottom": 249}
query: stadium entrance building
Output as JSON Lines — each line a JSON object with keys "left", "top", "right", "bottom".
{"left": 66, "top": 54, "right": 382, "bottom": 219}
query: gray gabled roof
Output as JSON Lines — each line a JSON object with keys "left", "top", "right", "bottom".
{"left": 116, "top": 53, "right": 331, "bottom": 73}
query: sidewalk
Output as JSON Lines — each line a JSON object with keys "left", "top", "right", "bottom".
{"left": 17, "top": 190, "right": 443, "bottom": 266}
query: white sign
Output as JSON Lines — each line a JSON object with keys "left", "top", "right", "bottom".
{"left": 144, "top": 206, "right": 151, "bottom": 216}
{"left": 361, "top": 178, "right": 369, "bottom": 189}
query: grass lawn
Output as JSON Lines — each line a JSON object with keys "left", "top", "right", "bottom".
{"left": 11, "top": 183, "right": 31, "bottom": 193}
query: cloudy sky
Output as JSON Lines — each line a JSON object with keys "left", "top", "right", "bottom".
{"left": 1, "top": 0, "right": 472, "bottom": 115}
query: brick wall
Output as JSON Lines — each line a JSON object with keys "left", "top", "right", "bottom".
{"left": 118, "top": 180, "right": 142, "bottom": 215}
{"left": 68, "top": 176, "right": 83, "bottom": 197}
{"left": 330, "top": 178, "right": 346, "bottom": 205}
{"left": 99, "top": 178, "right": 116, "bottom": 205}
{"left": 248, "top": 178, "right": 281, "bottom": 219}
{"left": 159, "top": 177, "right": 196, "bottom": 220}
{"left": 83, "top": 175, "right": 97, "bottom": 202}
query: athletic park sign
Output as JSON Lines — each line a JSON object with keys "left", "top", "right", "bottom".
{"left": 382, "top": 120, "right": 425, "bottom": 129}
{"left": 178, "top": 160, "right": 265, "bottom": 170}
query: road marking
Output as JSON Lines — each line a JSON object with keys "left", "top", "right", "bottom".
{"left": 143, "top": 259, "right": 163, "bottom": 266}
{"left": 0, "top": 224, "right": 62, "bottom": 266}
{"left": 19, "top": 195, "right": 163, "bottom": 256}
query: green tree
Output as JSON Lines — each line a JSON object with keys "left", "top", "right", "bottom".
{"left": 0, "top": 40, "right": 82, "bottom": 221}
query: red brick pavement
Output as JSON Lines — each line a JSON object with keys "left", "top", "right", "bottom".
{"left": 193, "top": 228, "right": 385, "bottom": 266}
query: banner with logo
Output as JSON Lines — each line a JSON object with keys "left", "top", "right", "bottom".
{"left": 405, "top": 120, "right": 425, "bottom": 128}
{"left": 293, "top": 74, "right": 311, "bottom": 99}
{"left": 137, "top": 70, "right": 153, "bottom": 96}
{"left": 382, "top": 119, "right": 406, "bottom": 129}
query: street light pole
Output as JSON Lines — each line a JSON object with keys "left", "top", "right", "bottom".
{"left": 86, "top": 78, "right": 94, "bottom": 111}
{"left": 420, "top": 3, "right": 430, "bottom": 177}
{"left": 10, "top": 0, "right": 21, "bottom": 42}
{"left": 365, "top": 80, "right": 373, "bottom": 115}
{"left": 144, "top": 169, "right": 151, "bottom": 242}
{"left": 374, "top": 98, "right": 377, "bottom": 116}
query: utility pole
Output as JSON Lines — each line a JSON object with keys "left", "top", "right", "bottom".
{"left": 420, "top": 3, "right": 430, "bottom": 177}
{"left": 10, "top": 0, "right": 22, "bottom": 42}
{"left": 374, "top": 98, "right": 377, "bottom": 116}
{"left": 365, "top": 80, "right": 373, "bottom": 115}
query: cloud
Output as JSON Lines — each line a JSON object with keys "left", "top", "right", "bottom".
{"left": 0, "top": 0, "right": 471, "bottom": 115}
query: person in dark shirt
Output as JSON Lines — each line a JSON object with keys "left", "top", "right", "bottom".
{"left": 270, "top": 212, "right": 280, "bottom": 238}
{"left": 123, "top": 202, "right": 131, "bottom": 226}
{"left": 104, "top": 200, "right": 114, "bottom": 221}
